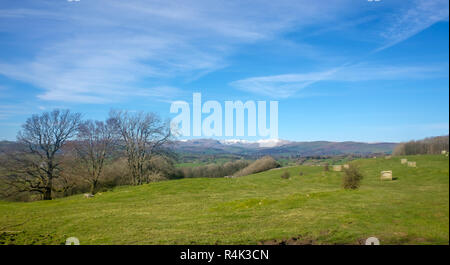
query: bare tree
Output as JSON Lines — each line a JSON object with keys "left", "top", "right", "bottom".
{"left": 76, "top": 119, "right": 116, "bottom": 194}
{"left": 393, "top": 135, "right": 449, "bottom": 155}
{"left": 109, "top": 110, "right": 172, "bottom": 185}
{"left": 13, "top": 109, "right": 81, "bottom": 200}
{"left": 0, "top": 153, "right": 48, "bottom": 200}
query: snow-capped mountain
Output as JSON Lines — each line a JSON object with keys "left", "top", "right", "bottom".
{"left": 171, "top": 138, "right": 396, "bottom": 157}
{"left": 219, "top": 138, "right": 291, "bottom": 148}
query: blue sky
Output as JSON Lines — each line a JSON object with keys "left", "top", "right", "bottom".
{"left": 0, "top": 0, "right": 448, "bottom": 142}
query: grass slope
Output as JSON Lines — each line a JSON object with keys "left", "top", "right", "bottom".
{"left": 0, "top": 155, "right": 448, "bottom": 245}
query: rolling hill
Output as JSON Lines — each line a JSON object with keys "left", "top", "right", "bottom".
{"left": 0, "top": 154, "right": 448, "bottom": 245}
{"left": 1, "top": 139, "right": 396, "bottom": 162}
{"left": 170, "top": 139, "right": 397, "bottom": 158}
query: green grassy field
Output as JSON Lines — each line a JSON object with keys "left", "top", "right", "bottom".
{"left": 0, "top": 155, "right": 448, "bottom": 245}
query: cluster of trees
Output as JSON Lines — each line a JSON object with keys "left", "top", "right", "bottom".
{"left": 179, "top": 156, "right": 279, "bottom": 179}
{"left": 0, "top": 109, "right": 282, "bottom": 202}
{"left": 393, "top": 135, "right": 449, "bottom": 156}
{"left": 180, "top": 160, "right": 250, "bottom": 178}
{"left": 0, "top": 109, "right": 172, "bottom": 201}
{"left": 234, "top": 156, "right": 280, "bottom": 177}
{"left": 0, "top": 109, "right": 290, "bottom": 202}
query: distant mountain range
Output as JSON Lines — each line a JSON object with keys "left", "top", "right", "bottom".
{"left": 0, "top": 139, "right": 397, "bottom": 158}
{"left": 170, "top": 139, "right": 397, "bottom": 157}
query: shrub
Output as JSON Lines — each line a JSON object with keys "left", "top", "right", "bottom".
{"left": 299, "top": 171, "right": 304, "bottom": 176}
{"left": 234, "top": 156, "right": 280, "bottom": 177}
{"left": 281, "top": 171, "right": 290, "bottom": 179}
{"left": 323, "top": 163, "right": 329, "bottom": 172}
{"left": 342, "top": 165, "right": 364, "bottom": 189}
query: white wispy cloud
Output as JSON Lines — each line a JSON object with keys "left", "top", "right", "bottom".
{"left": 232, "top": 0, "right": 449, "bottom": 98}
{"left": 0, "top": 34, "right": 218, "bottom": 103}
{"left": 0, "top": 0, "right": 356, "bottom": 103}
{"left": 231, "top": 64, "right": 448, "bottom": 98}
{"left": 0, "top": 0, "right": 448, "bottom": 102}
{"left": 375, "top": 0, "right": 449, "bottom": 52}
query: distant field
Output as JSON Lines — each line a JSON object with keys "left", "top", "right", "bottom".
{"left": 175, "top": 158, "right": 237, "bottom": 168}
{"left": 175, "top": 162, "right": 207, "bottom": 168}
{"left": 0, "top": 155, "right": 448, "bottom": 245}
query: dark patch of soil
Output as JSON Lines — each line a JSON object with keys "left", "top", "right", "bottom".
{"left": 0, "top": 231, "right": 23, "bottom": 245}
{"left": 0, "top": 231, "right": 59, "bottom": 245}
{"left": 258, "top": 235, "right": 316, "bottom": 245}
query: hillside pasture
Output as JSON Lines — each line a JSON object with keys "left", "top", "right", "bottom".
{"left": 0, "top": 155, "right": 448, "bottom": 245}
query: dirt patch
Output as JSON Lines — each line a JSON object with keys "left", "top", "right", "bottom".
{"left": 258, "top": 235, "right": 316, "bottom": 245}
{"left": 357, "top": 238, "right": 367, "bottom": 245}
{"left": 0, "top": 231, "right": 24, "bottom": 245}
{"left": 0, "top": 231, "right": 59, "bottom": 245}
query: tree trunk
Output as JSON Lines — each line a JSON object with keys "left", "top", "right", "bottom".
{"left": 43, "top": 187, "right": 52, "bottom": 200}
{"left": 90, "top": 180, "right": 97, "bottom": 195}
{"left": 44, "top": 169, "right": 53, "bottom": 200}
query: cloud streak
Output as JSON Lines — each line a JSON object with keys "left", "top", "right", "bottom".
{"left": 375, "top": 0, "right": 449, "bottom": 52}
{"left": 0, "top": 0, "right": 357, "bottom": 103}
{"left": 231, "top": 64, "right": 448, "bottom": 98}
{"left": 0, "top": 0, "right": 448, "bottom": 102}
{"left": 232, "top": 0, "right": 449, "bottom": 98}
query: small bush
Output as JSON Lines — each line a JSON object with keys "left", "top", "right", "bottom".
{"left": 299, "top": 171, "right": 304, "bottom": 176}
{"left": 323, "top": 163, "right": 329, "bottom": 172}
{"left": 281, "top": 171, "right": 290, "bottom": 179}
{"left": 342, "top": 165, "right": 364, "bottom": 189}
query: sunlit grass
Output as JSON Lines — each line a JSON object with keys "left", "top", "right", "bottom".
{"left": 0, "top": 155, "right": 448, "bottom": 245}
